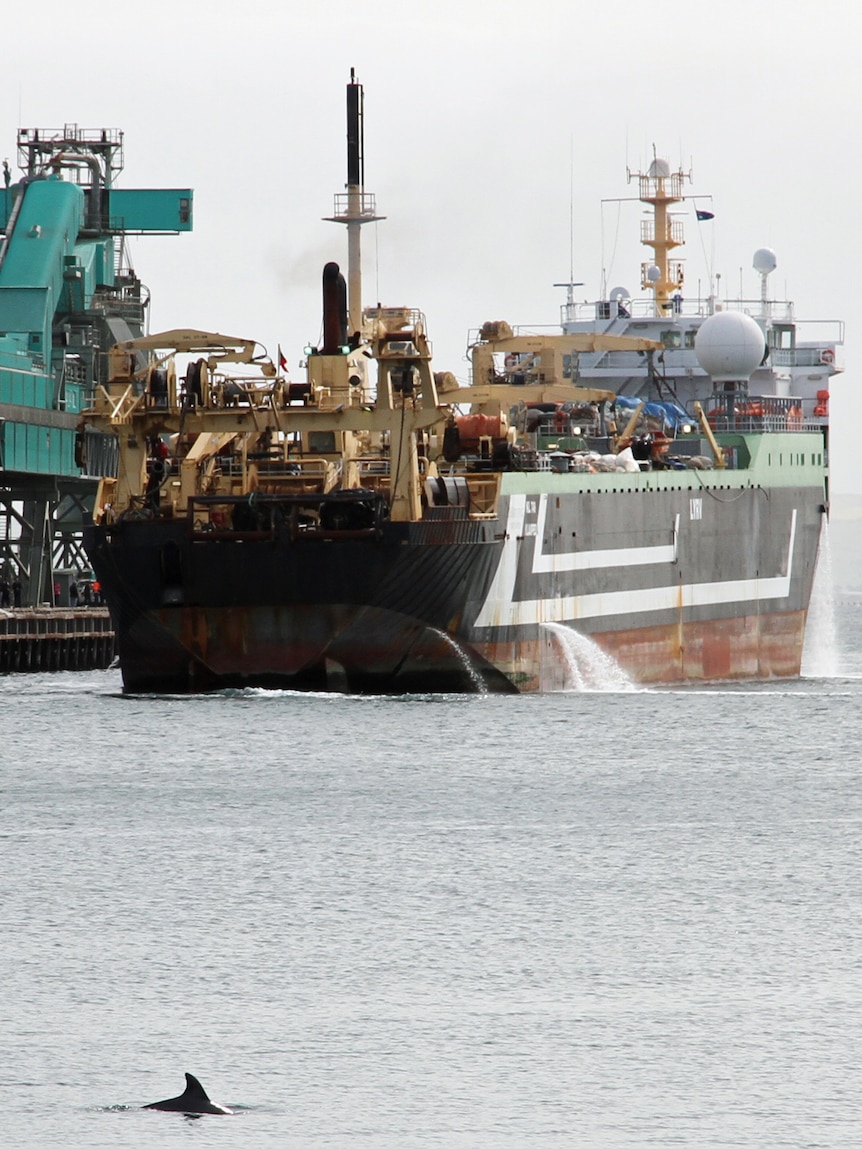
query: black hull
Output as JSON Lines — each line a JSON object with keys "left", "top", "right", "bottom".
{"left": 85, "top": 516, "right": 510, "bottom": 693}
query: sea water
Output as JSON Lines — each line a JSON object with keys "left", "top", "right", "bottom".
{"left": 2, "top": 604, "right": 862, "bottom": 1147}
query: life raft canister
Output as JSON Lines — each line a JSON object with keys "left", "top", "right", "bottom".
{"left": 737, "top": 401, "right": 765, "bottom": 418}
{"left": 454, "top": 413, "right": 507, "bottom": 452}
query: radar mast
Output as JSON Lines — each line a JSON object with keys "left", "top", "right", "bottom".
{"left": 324, "top": 70, "right": 385, "bottom": 334}
{"left": 629, "top": 156, "right": 689, "bottom": 313}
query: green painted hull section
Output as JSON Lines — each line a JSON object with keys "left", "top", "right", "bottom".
{"left": 500, "top": 432, "right": 826, "bottom": 497}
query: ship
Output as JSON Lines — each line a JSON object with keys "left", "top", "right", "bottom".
{"left": 80, "top": 78, "right": 837, "bottom": 694}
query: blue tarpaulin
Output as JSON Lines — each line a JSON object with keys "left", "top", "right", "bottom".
{"left": 613, "top": 396, "right": 692, "bottom": 430}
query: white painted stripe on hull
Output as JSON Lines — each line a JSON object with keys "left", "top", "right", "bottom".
{"left": 474, "top": 494, "right": 797, "bottom": 629}
{"left": 533, "top": 494, "right": 680, "bottom": 571}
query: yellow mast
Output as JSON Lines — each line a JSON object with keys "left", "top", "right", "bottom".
{"left": 632, "top": 158, "right": 688, "bottom": 313}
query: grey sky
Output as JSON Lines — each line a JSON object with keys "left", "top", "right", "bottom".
{"left": 6, "top": 0, "right": 857, "bottom": 490}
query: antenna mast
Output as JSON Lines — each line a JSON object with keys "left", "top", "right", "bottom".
{"left": 324, "top": 70, "right": 385, "bottom": 334}
{"left": 629, "top": 156, "right": 689, "bottom": 313}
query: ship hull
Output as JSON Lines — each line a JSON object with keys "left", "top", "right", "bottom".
{"left": 84, "top": 459, "right": 825, "bottom": 694}
{"left": 473, "top": 609, "right": 808, "bottom": 691}
{"left": 84, "top": 517, "right": 511, "bottom": 694}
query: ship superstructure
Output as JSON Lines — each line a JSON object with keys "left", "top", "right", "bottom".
{"left": 530, "top": 159, "right": 840, "bottom": 433}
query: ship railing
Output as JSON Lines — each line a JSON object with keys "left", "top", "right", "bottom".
{"left": 356, "top": 457, "right": 391, "bottom": 493}
{"left": 364, "top": 306, "right": 425, "bottom": 332}
{"left": 637, "top": 171, "right": 686, "bottom": 201}
{"left": 559, "top": 296, "right": 802, "bottom": 325}
{"left": 357, "top": 458, "right": 390, "bottom": 475}
{"left": 253, "top": 460, "right": 321, "bottom": 481}
{"left": 770, "top": 344, "right": 842, "bottom": 369}
{"left": 566, "top": 343, "right": 841, "bottom": 375}
{"left": 220, "top": 454, "right": 337, "bottom": 493}
{"left": 527, "top": 412, "right": 594, "bottom": 439}
{"left": 640, "top": 218, "right": 685, "bottom": 245}
{"left": 705, "top": 395, "right": 809, "bottom": 434}
{"left": 358, "top": 455, "right": 390, "bottom": 477}
{"left": 595, "top": 350, "right": 662, "bottom": 369}
{"left": 330, "top": 191, "right": 381, "bottom": 221}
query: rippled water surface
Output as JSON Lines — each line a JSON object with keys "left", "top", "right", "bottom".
{"left": 2, "top": 603, "right": 862, "bottom": 1147}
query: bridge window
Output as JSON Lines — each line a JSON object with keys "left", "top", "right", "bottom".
{"left": 771, "top": 324, "right": 795, "bottom": 350}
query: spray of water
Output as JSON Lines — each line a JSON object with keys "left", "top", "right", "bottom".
{"left": 430, "top": 628, "right": 488, "bottom": 693}
{"left": 541, "top": 621, "right": 634, "bottom": 692}
{"left": 802, "top": 517, "right": 841, "bottom": 678}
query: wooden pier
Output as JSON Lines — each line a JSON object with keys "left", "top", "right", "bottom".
{"left": 0, "top": 608, "right": 116, "bottom": 673}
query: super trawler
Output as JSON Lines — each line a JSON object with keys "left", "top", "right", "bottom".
{"left": 80, "top": 79, "right": 837, "bottom": 693}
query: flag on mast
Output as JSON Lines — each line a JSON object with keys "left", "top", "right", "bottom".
{"left": 278, "top": 344, "right": 287, "bottom": 371}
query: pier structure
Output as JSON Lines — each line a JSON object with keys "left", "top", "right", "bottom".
{"left": 0, "top": 125, "right": 192, "bottom": 608}
{"left": 0, "top": 607, "right": 115, "bottom": 672}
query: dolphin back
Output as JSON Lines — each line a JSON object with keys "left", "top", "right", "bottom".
{"left": 143, "top": 1072, "right": 232, "bottom": 1115}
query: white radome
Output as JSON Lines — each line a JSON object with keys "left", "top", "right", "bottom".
{"left": 694, "top": 311, "right": 766, "bottom": 381}
{"left": 753, "top": 247, "right": 777, "bottom": 275}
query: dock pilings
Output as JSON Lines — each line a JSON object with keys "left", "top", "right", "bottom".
{"left": 0, "top": 608, "right": 116, "bottom": 673}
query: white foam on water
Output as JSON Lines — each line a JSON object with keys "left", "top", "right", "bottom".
{"left": 541, "top": 621, "right": 635, "bottom": 692}
{"left": 801, "top": 517, "right": 841, "bottom": 678}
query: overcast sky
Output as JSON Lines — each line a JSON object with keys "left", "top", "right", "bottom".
{"left": 5, "top": 0, "right": 859, "bottom": 491}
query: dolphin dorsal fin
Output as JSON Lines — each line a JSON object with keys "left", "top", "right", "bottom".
{"left": 183, "top": 1073, "right": 211, "bottom": 1103}
{"left": 144, "top": 1071, "right": 231, "bottom": 1114}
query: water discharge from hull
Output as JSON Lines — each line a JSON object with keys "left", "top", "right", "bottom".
{"left": 541, "top": 622, "right": 635, "bottom": 692}
{"left": 801, "top": 518, "right": 840, "bottom": 678}
{"left": 429, "top": 629, "right": 488, "bottom": 693}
